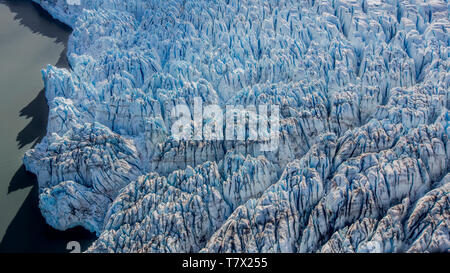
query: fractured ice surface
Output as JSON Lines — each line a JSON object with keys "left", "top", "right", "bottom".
{"left": 26, "top": 0, "right": 449, "bottom": 252}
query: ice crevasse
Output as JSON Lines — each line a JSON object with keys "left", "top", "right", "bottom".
{"left": 25, "top": 0, "right": 450, "bottom": 252}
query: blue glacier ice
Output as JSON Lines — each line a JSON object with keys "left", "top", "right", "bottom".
{"left": 25, "top": 0, "right": 449, "bottom": 252}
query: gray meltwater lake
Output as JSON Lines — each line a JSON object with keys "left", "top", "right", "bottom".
{"left": 0, "top": 0, "right": 95, "bottom": 252}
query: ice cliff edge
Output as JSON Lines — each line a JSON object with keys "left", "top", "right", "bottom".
{"left": 26, "top": 0, "right": 449, "bottom": 252}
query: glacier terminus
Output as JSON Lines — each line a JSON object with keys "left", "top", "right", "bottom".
{"left": 22, "top": 0, "right": 450, "bottom": 253}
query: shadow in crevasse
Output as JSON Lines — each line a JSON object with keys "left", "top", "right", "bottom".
{"left": 0, "top": 0, "right": 96, "bottom": 252}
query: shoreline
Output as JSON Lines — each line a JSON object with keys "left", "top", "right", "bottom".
{"left": 0, "top": 0, "right": 95, "bottom": 253}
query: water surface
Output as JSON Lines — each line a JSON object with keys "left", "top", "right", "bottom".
{"left": 0, "top": 0, "right": 95, "bottom": 253}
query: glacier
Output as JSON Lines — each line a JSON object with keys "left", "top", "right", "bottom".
{"left": 24, "top": 0, "right": 449, "bottom": 252}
